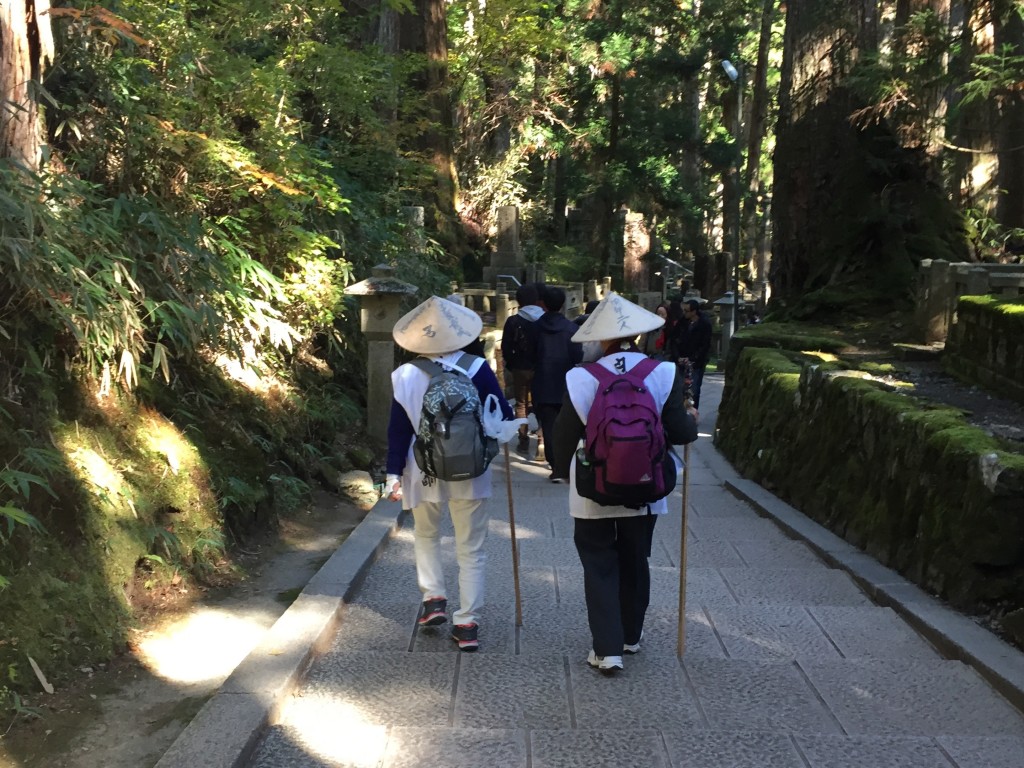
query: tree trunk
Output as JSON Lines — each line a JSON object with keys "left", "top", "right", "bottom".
{"left": 773, "top": 0, "right": 962, "bottom": 304}
{"left": 399, "top": 0, "right": 464, "bottom": 256}
{"left": 680, "top": 2, "right": 709, "bottom": 295}
{"left": 993, "top": 0, "right": 1024, "bottom": 237}
{"left": 743, "top": 0, "right": 776, "bottom": 300}
{"left": 0, "top": 0, "right": 52, "bottom": 170}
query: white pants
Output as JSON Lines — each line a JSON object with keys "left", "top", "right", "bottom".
{"left": 411, "top": 498, "right": 488, "bottom": 625}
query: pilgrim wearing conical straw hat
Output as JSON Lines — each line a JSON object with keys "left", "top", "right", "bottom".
{"left": 571, "top": 292, "right": 665, "bottom": 344}
{"left": 384, "top": 293, "right": 514, "bottom": 653}
{"left": 393, "top": 295, "right": 484, "bottom": 355}
{"left": 550, "top": 290, "right": 699, "bottom": 675}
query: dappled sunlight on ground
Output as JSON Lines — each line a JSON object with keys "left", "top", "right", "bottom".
{"left": 281, "top": 698, "right": 388, "bottom": 766}
{"left": 136, "top": 607, "right": 272, "bottom": 685}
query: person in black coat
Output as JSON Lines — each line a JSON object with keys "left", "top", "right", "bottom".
{"left": 669, "top": 299, "right": 712, "bottom": 409}
{"left": 500, "top": 283, "right": 544, "bottom": 453}
{"left": 531, "top": 285, "right": 583, "bottom": 480}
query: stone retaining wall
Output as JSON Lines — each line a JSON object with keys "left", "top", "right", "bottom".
{"left": 715, "top": 346, "right": 1024, "bottom": 614}
{"left": 945, "top": 296, "right": 1024, "bottom": 405}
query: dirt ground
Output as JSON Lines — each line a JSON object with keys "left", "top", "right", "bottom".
{"left": 0, "top": 489, "right": 369, "bottom": 768}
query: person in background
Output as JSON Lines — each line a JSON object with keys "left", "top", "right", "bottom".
{"left": 551, "top": 293, "right": 698, "bottom": 673}
{"left": 532, "top": 285, "right": 583, "bottom": 481}
{"left": 574, "top": 299, "right": 601, "bottom": 326}
{"left": 671, "top": 299, "right": 713, "bottom": 410}
{"left": 499, "top": 283, "right": 543, "bottom": 455}
{"left": 385, "top": 296, "right": 514, "bottom": 652}
{"left": 642, "top": 302, "right": 670, "bottom": 356}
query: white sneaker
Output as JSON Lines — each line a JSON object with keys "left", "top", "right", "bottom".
{"left": 623, "top": 631, "right": 643, "bottom": 654}
{"left": 586, "top": 650, "right": 624, "bottom": 674}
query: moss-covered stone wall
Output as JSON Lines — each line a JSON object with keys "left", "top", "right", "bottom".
{"left": 945, "top": 296, "right": 1024, "bottom": 405}
{"left": 716, "top": 346, "right": 1024, "bottom": 612}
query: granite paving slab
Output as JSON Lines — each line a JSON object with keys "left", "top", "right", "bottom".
{"left": 720, "top": 567, "right": 873, "bottom": 606}
{"left": 794, "top": 734, "right": 956, "bottom": 768}
{"left": 654, "top": 536, "right": 745, "bottom": 568}
{"left": 570, "top": 654, "right": 706, "bottom": 731}
{"left": 936, "top": 735, "right": 1024, "bottom": 768}
{"left": 530, "top": 728, "right": 671, "bottom": 768}
{"left": 453, "top": 653, "right": 571, "bottom": 729}
{"left": 382, "top": 727, "right": 527, "bottom": 768}
{"left": 706, "top": 605, "right": 842, "bottom": 661}
{"left": 328, "top": 602, "right": 419, "bottom": 653}
{"left": 299, "top": 652, "right": 456, "bottom": 727}
{"left": 800, "top": 658, "right": 1024, "bottom": 736}
{"left": 733, "top": 539, "right": 824, "bottom": 568}
{"left": 808, "top": 606, "right": 942, "bottom": 661}
{"left": 663, "top": 729, "right": 805, "bottom": 768}
{"left": 687, "top": 515, "right": 793, "bottom": 543}
{"left": 252, "top": 720, "right": 388, "bottom": 768}
{"left": 684, "top": 658, "right": 843, "bottom": 734}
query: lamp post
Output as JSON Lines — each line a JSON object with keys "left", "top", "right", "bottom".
{"left": 721, "top": 59, "right": 743, "bottom": 351}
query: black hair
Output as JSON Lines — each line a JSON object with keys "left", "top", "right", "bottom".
{"left": 584, "top": 300, "right": 599, "bottom": 314}
{"left": 515, "top": 283, "right": 539, "bottom": 305}
{"left": 542, "top": 285, "right": 566, "bottom": 312}
{"left": 685, "top": 299, "right": 701, "bottom": 312}
{"left": 667, "top": 299, "right": 685, "bottom": 324}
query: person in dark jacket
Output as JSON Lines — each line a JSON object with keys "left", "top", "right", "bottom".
{"left": 670, "top": 299, "right": 712, "bottom": 409}
{"left": 551, "top": 293, "right": 698, "bottom": 673}
{"left": 532, "top": 285, "right": 583, "bottom": 480}
{"left": 500, "top": 283, "right": 544, "bottom": 454}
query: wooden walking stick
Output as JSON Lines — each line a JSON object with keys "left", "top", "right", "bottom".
{"left": 676, "top": 442, "right": 691, "bottom": 657}
{"left": 504, "top": 444, "right": 524, "bottom": 627}
{"left": 677, "top": 359, "right": 695, "bottom": 658}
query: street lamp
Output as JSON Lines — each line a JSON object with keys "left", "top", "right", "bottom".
{"left": 721, "top": 59, "right": 743, "bottom": 351}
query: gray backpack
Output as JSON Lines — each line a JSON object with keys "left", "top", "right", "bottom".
{"left": 411, "top": 354, "right": 498, "bottom": 481}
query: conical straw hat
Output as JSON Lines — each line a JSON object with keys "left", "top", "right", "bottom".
{"left": 392, "top": 295, "right": 483, "bottom": 355}
{"left": 571, "top": 292, "right": 664, "bottom": 343}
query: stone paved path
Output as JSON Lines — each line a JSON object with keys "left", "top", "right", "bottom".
{"left": 246, "top": 375, "right": 1024, "bottom": 768}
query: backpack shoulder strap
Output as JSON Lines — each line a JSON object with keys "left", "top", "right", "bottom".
{"left": 583, "top": 361, "right": 617, "bottom": 387}
{"left": 411, "top": 358, "right": 443, "bottom": 377}
{"left": 629, "top": 357, "right": 660, "bottom": 382}
{"left": 450, "top": 353, "right": 481, "bottom": 377}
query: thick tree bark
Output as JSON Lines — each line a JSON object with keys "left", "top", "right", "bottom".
{"left": 993, "top": 0, "right": 1024, "bottom": 235}
{"left": 742, "top": 0, "right": 777, "bottom": 297}
{"left": 0, "top": 0, "right": 52, "bottom": 170}
{"left": 772, "top": 0, "right": 965, "bottom": 305}
{"left": 399, "top": 0, "right": 464, "bottom": 255}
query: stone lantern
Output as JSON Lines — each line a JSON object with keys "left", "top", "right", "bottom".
{"left": 714, "top": 291, "right": 738, "bottom": 358}
{"left": 344, "top": 265, "right": 418, "bottom": 443}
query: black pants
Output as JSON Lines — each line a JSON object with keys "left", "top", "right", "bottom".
{"left": 573, "top": 513, "right": 657, "bottom": 656}
{"left": 535, "top": 402, "right": 561, "bottom": 469}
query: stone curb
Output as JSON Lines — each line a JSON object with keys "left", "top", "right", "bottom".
{"left": 154, "top": 500, "right": 404, "bottom": 768}
{"left": 722, "top": 475, "right": 1024, "bottom": 715}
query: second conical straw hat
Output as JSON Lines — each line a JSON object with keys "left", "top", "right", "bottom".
{"left": 571, "top": 292, "right": 665, "bottom": 343}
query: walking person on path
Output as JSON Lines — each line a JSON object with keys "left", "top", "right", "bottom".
{"left": 499, "top": 283, "right": 544, "bottom": 455}
{"left": 551, "top": 293, "right": 698, "bottom": 673}
{"left": 670, "top": 298, "right": 712, "bottom": 409}
{"left": 532, "top": 285, "right": 583, "bottom": 481}
{"left": 384, "top": 296, "right": 514, "bottom": 652}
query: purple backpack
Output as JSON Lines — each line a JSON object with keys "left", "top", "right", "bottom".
{"left": 575, "top": 358, "right": 677, "bottom": 508}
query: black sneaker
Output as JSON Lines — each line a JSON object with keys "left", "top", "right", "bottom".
{"left": 418, "top": 597, "right": 448, "bottom": 627}
{"left": 451, "top": 622, "right": 479, "bottom": 652}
